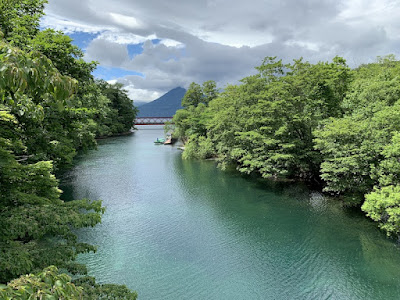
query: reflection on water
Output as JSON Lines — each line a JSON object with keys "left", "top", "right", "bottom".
{"left": 60, "top": 128, "right": 400, "bottom": 300}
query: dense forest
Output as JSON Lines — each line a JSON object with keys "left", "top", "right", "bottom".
{"left": 173, "top": 55, "right": 400, "bottom": 237}
{"left": 0, "top": 0, "right": 137, "bottom": 298}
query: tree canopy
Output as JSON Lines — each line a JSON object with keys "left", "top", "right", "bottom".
{"left": 0, "top": 266, "right": 137, "bottom": 299}
{"left": 0, "top": 1, "right": 138, "bottom": 297}
{"left": 173, "top": 55, "right": 400, "bottom": 236}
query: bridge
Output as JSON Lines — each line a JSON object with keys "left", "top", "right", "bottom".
{"left": 135, "top": 117, "right": 173, "bottom": 125}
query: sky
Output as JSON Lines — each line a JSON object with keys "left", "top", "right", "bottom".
{"left": 41, "top": 0, "right": 400, "bottom": 102}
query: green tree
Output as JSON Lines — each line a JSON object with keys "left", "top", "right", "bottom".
{"left": 362, "top": 186, "right": 400, "bottom": 236}
{"left": 31, "top": 28, "right": 96, "bottom": 81}
{"left": 0, "top": 266, "right": 82, "bottom": 299}
{"left": 181, "top": 80, "right": 218, "bottom": 108}
{"left": 97, "top": 80, "right": 138, "bottom": 134}
{"left": 0, "top": 39, "right": 103, "bottom": 282}
{"left": 174, "top": 80, "right": 218, "bottom": 144}
{"left": 173, "top": 54, "right": 400, "bottom": 236}
{"left": 202, "top": 80, "right": 218, "bottom": 105}
{"left": 0, "top": 266, "right": 138, "bottom": 299}
{"left": 205, "top": 57, "right": 351, "bottom": 179}
{"left": 315, "top": 64, "right": 400, "bottom": 203}
{"left": 181, "top": 82, "right": 203, "bottom": 108}
{"left": 0, "top": 1, "right": 138, "bottom": 296}
{"left": 0, "top": 0, "right": 47, "bottom": 47}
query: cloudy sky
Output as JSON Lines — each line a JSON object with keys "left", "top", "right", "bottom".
{"left": 42, "top": 0, "right": 400, "bottom": 102}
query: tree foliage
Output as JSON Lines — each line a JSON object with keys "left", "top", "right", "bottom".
{"left": 0, "top": 266, "right": 137, "bottom": 299}
{"left": 181, "top": 80, "right": 218, "bottom": 108}
{"left": 0, "top": 266, "right": 82, "bottom": 299}
{"left": 96, "top": 80, "right": 138, "bottom": 135}
{"left": 0, "top": 0, "right": 47, "bottom": 47}
{"left": 174, "top": 55, "right": 400, "bottom": 236}
{"left": 362, "top": 186, "right": 400, "bottom": 236}
{"left": 0, "top": 39, "right": 103, "bottom": 282}
{"left": 176, "top": 57, "right": 351, "bottom": 180}
{"left": 0, "top": 0, "right": 138, "bottom": 297}
{"left": 31, "top": 28, "right": 96, "bottom": 81}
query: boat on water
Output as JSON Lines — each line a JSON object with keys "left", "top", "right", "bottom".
{"left": 154, "top": 138, "right": 166, "bottom": 144}
{"left": 164, "top": 136, "right": 177, "bottom": 145}
{"left": 154, "top": 134, "right": 177, "bottom": 145}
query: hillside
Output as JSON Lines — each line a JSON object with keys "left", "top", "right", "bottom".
{"left": 133, "top": 100, "right": 147, "bottom": 107}
{"left": 136, "top": 87, "right": 186, "bottom": 117}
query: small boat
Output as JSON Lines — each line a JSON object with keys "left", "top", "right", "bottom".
{"left": 154, "top": 138, "right": 166, "bottom": 144}
{"left": 164, "top": 136, "right": 177, "bottom": 145}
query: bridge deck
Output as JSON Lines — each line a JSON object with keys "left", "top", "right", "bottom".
{"left": 135, "top": 117, "right": 173, "bottom": 125}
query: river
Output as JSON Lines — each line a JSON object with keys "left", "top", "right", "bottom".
{"left": 60, "top": 126, "right": 400, "bottom": 299}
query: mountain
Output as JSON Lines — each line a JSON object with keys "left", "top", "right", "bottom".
{"left": 133, "top": 100, "right": 148, "bottom": 107}
{"left": 136, "top": 87, "right": 186, "bottom": 117}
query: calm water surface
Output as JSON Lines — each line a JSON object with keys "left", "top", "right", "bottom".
{"left": 60, "top": 127, "right": 400, "bottom": 299}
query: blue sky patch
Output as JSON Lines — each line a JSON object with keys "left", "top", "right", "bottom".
{"left": 127, "top": 39, "right": 162, "bottom": 58}
{"left": 68, "top": 32, "right": 100, "bottom": 50}
{"left": 61, "top": 31, "right": 161, "bottom": 81}
{"left": 92, "top": 66, "right": 144, "bottom": 81}
{"left": 127, "top": 43, "right": 144, "bottom": 59}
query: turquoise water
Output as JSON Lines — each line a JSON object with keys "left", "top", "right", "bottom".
{"left": 60, "top": 127, "right": 400, "bottom": 299}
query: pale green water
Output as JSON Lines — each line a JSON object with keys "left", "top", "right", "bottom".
{"left": 60, "top": 127, "right": 400, "bottom": 299}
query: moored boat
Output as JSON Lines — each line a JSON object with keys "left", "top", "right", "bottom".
{"left": 164, "top": 136, "right": 177, "bottom": 145}
{"left": 154, "top": 138, "right": 166, "bottom": 144}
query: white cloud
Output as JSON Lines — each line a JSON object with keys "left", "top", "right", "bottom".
{"left": 84, "top": 38, "right": 129, "bottom": 67}
{"left": 284, "top": 40, "right": 320, "bottom": 52}
{"left": 41, "top": 13, "right": 111, "bottom": 34}
{"left": 159, "top": 39, "right": 185, "bottom": 48}
{"left": 124, "top": 85, "right": 162, "bottom": 101}
{"left": 109, "top": 13, "right": 145, "bottom": 30}
{"left": 42, "top": 0, "right": 400, "bottom": 98}
{"left": 337, "top": 0, "right": 400, "bottom": 38}
{"left": 96, "top": 31, "right": 154, "bottom": 45}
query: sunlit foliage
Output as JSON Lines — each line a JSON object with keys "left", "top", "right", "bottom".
{"left": 174, "top": 55, "right": 400, "bottom": 236}
{"left": 0, "top": 1, "right": 138, "bottom": 297}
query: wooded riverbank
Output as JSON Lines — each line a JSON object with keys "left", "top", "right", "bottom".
{"left": 172, "top": 56, "right": 400, "bottom": 237}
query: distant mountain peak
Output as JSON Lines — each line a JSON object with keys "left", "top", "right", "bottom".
{"left": 170, "top": 86, "right": 185, "bottom": 91}
{"left": 136, "top": 87, "right": 186, "bottom": 117}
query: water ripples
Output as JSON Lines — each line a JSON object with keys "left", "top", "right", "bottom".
{"left": 63, "top": 129, "right": 400, "bottom": 299}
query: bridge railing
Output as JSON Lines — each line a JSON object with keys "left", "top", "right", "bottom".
{"left": 135, "top": 117, "right": 173, "bottom": 125}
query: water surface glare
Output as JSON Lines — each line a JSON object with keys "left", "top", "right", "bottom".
{"left": 61, "top": 127, "right": 400, "bottom": 299}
